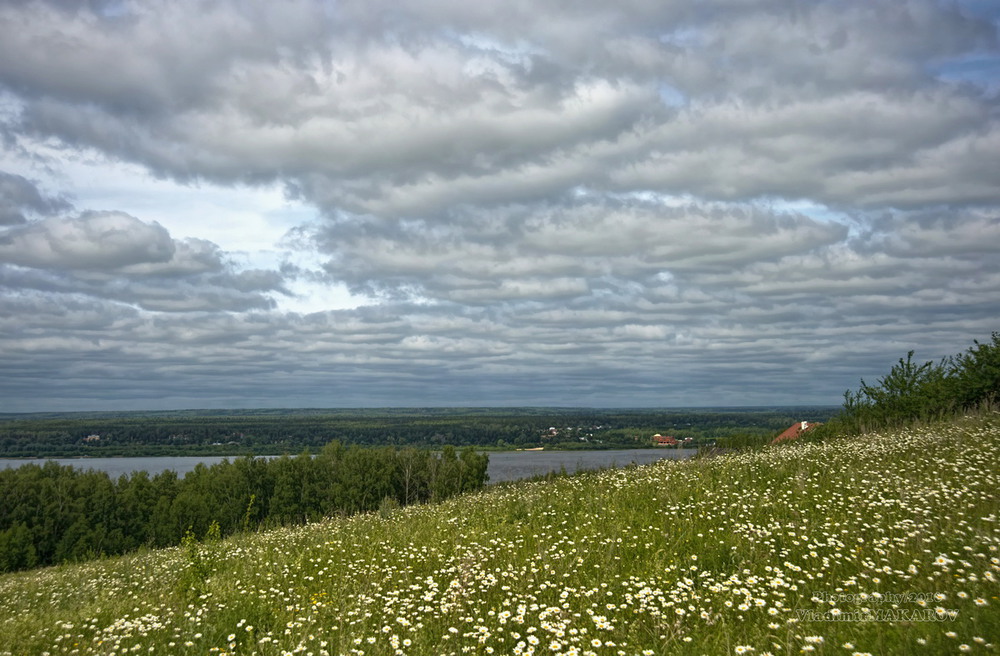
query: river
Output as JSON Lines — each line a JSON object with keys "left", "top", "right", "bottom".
{"left": 0, "top": 448, "right": 696, "bottom": 483}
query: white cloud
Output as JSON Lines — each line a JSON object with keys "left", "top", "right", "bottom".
{"left": 0, "top": 209, "right": 288, "bottom": 312}
{"left": 0, "top": 211, "right": 175, "bottom": 270}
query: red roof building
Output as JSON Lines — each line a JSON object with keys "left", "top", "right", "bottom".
{"left": 652, "top": 433, "right": 679, "bottom": 446}
{"left": 771, "top": 421, "right": 820, "bottom": 445}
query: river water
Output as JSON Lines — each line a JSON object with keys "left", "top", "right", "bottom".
{"left": 0, "top": 448, "right": 696, "bottom": 483}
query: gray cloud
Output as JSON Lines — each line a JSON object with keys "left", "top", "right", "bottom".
{"left": 0, "top": 210, "right": 286, "bottom": 312}
{"left": 309, "top": 199, "right": 849, "bottom": 304}
{"left": 0, "top": 211, "right": 175, "bottom": 270}
{"left": 0, "top": 0, "right": 998, "bottom": 410}
{"left": 4, "top": 0, "right": 996, "bottom": 212}
{"left": 0, "top": 171, "right": 71, "bottom": 225}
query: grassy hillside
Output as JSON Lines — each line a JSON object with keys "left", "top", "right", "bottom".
{"left": 1, "top": 416, "right": 998, "bottom": 656}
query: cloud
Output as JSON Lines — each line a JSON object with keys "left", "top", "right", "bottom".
{"left": 308, "top": 199, "right": 848, "bottom": 304}
{"left": 0, "top": 171, "right": 71, "bottom": 225}
{"left": 3, "top": 0, "right": 996, "bottom": 214}
{"left": 0, "top": 210, "right": 175, "bottom": 270}
{"left": 0, "top": 0, "right": 998, "bottom": 410}
{"left": 0, "top": 210, "right": 286, "bottom": 312}
{"left": 871, "top": 209, "right": 1000, "bottom": 258}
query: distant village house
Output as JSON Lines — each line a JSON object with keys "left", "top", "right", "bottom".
{"left": 771, "top": 421, "right": 821, "bottom": 445}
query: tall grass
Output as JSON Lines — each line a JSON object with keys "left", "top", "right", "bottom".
{"left": 1, "top": 413, "right": 997, "bottom": 655}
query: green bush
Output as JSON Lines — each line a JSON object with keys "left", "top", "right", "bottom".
{"left": 829, "top": 332, "right": 1000, "bottom": 435}
{"left": 950, "top": 331, "right": 1000, "bottom": 411}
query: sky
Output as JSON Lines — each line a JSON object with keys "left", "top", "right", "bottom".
{"left": 1, "top": 0, "right": 999, "bottom": 412}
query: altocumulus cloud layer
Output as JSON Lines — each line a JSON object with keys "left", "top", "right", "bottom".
{"left": 1, "top": 0, "right": 998, "bottom": 410}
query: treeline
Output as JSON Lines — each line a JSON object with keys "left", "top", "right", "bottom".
{"left": 819, "top": 332, "right": 1000, "bottom": 436}
{"left": 0, "top": 443, "right": 488, "bottom": 573}
{"left": 0, "top": 407, "right": 838, "bottom": 457}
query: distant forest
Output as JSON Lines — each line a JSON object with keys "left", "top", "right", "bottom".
{"left": 0, "top": 406, "right": 839, "bottom": 457}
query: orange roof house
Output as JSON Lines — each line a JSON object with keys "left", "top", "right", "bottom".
{"left": 771, "top": 421, "right": 821, "bottom": 445}
{"left": 652, "top": 433, "right": 679, "bottom": 446}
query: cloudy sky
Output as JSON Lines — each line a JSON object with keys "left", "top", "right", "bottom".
{"left": 1, "top": 0, "right": 998, "bottom": 412}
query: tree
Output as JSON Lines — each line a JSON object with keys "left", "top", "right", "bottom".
{"left": 832, "top": 334, "right": 1000, "bottom": 435}
{"left": 431, "top": 446, "right": 460, "bottom": 502}
{"left": 117, "top": 471, "right": 157, "bottom": 550}
{"left": 458, "top": 447, "right": 489, "bottom": 492}
{"left": 148, "top": 470, "right": 180, "bottom": 547}
{"left": 0, "top": 523, "right": 37, "bottom": 572}
{"left": 950, "top": 332, "right": 1000, "bottom": 411}
{"left": 267, "top": 455, "right": 303, "bottom": 525}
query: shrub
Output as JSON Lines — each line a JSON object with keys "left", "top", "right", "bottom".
{"left": 830, "top": 332, "right": 1000, "bottom": 435}
{"left": 950, "top": 331, "right": 1000, "bottom": 412}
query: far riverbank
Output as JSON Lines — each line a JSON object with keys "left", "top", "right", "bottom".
{"left": 0, "top": 448, "right": 697, "bottom": 483}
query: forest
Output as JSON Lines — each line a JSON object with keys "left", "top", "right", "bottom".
{"left": 0, "top": 443, "right": 488, "bottom": 573}
{"left": 0, "top": 406, "right": 838, "bottom": 457}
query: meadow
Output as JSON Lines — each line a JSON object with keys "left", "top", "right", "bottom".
{"left": 0, "top": 414, "right": 997, "bottom": 655}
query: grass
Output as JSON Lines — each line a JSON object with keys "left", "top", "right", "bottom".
{"left": 1, "top": 415, "right": 998, "bottom": 655}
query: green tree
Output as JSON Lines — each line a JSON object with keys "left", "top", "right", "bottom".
{"left": 268, "top": 455, "right": 303, "bottom": 525}
{"left": 950, "top": 331, "right": 1000, "bottom": 411}
{"left": 116, "top": 471, "right": 157, "bottom": 550}
{"left": 431, "top": 446, "right": 460, "bottom": 502}
{"left": 0, "top": 523, "right": 37, "bottom": 572}
{"left": 458, "top": 447, "right": 489, "bottom": 492}
{"left": 148, "top": 470, "right": 180, "bottom": 547}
